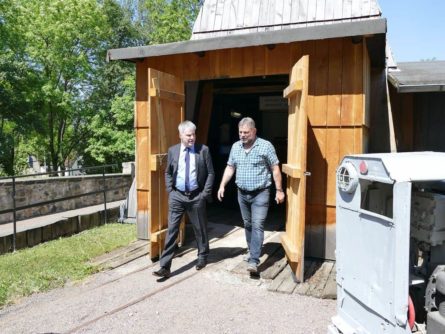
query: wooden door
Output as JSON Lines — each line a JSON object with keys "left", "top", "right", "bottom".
{"left": 281, "top": 55, "right": 309, "bottom": 282}
{"left": 145, "top": 68, "right": 185, "bottom": 260}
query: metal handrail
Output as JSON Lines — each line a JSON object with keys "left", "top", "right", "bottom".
{"left": 0, "top": 164, "right": 123, "bottom": 251}
{"left": 0, "top": 164, "right": 118, "bottom": 181}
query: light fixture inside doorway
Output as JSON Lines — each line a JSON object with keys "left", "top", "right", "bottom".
{"left": 230, "top": 109, "right": 242, "bottom": 118}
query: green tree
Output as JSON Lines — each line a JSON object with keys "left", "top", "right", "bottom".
{"left": 12, "top": 0, "right": 109, "bottom": 172}
{"left": 1, "top": 0, "right": 202, "bottom": 175}
{"left": 84, "top": 0, "right": 202, "bottom": 166}
{"left": 143, "top": 0, "right": 201, "bottom": 43}
{"left": 0, "top": 0, "right": 40, "bottom": 175}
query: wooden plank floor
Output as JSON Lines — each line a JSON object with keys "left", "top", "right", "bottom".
{"left": 89, "top": 217, "right": 337, "bottom": 299}
{"left": 228, "top": 230, "right": 337, "bottom": 299}
{"left": 269, "top": 258, "right": 336, "bottom": 298}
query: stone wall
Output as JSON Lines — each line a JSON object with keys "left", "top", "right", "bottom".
{"left": 0, "top": 174, "right": 132, "bottom": 224}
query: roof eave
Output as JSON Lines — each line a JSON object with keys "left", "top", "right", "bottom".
{"left": 107, "top": 18, "right": 387, "bottom": 62}
{"left": 393, "top": 84, "right": 445, "bottom": 93}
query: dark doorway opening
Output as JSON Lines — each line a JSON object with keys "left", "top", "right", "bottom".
{"left": 193, "top": 75, "right": 289, "bottom": 229}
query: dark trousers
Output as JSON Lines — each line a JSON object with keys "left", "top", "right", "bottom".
{"left": 159, "top": 190, "right": 209, "bottom": 270}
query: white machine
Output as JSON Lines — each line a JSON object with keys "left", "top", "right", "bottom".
{"left": 329, "top": 152, "right": 445, "bottom": 334}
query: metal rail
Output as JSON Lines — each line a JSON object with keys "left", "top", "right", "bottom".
{"left": 0, "top": 164, "right": 122, "bottom": 251}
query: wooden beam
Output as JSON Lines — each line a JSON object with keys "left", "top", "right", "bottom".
{"left": 149, "top": 154, "right": 167, "bottom": 172}
{"left": 281, "top": 233, "right": 300, "bottom": 262}
{"left": 149, "top": 87, "right": 185, "bottom": 102}
{"left": 213, "top": 85, "right": 284, "bottom": 95}
{"left": 283, "top": 79, "right": 303, "bottom": 98}
{"left": 282, "top": 164, "right": 303, "bottom": 179}
{"left": 196, "top": 82, "right": 213, "bottom": 144}
{"left": 150, "top": 228, "right": 168, "bottom": 243}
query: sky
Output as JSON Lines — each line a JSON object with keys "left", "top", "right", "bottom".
{"left": 377, "top": 0, "right": 445, "bottom": 62}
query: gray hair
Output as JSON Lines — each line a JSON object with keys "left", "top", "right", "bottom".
{"left": 238, "top": 117, "right": 255, "bottom": 129}
{"left": 178, "top": 120, "right": 196, "bottom": 134}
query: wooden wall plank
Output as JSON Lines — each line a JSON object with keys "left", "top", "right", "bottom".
{"left": 230, "top": 47, "right": 244, "bottom": 77}
{"left": 298, "top": 0, "right": 309, "bottom": 24}
{"left": 221, "top": 0, "right": 232, "bottom": 30}
{"left": 237, "top": 0, "right": 246, "bottom": 28}
{"left": 315, "top": 0, "right": 326, "bottom": 22}
{"left": 325, "top": 128, "right": 340, "bottom": 206}
{"left": 363, "top": 42, "right": 371, "bottom": 127}
{"left": 265, "top": 0, "right": 275, "bottom": 28}
{"left": 283, "top": 0, "right": 292, "bottom": 24}
{"left": 266, "top": 44, "right": 291, "bottom": 75}
{"left": 196, "top": 82, "right": 214, "bottom": 144}
{"left": 290, "top": 0, "right": 300, "bottom": 27}
{"left": 362, "top": 0, "right": 371, "bottom": 17}
{"left": 307, "top": 128, "right": 327, "bottom": 205}
{"left": 352, "top": 42, "right": 364, "bottom": 126}
{"left": 241, "top": 47, "right": 254, "bottom": 76}
{"left": 351, "top": 0, "right": 361, "bottom": 17}
{"left": 274, "top": 0, "right": 285, "bottom": 27}
{"left": 309, "top": 39, "right": 329, "bottom": 126}
{"left": 340, "top": 38, "right": 355, "bottom": 125}
{"left": 324, "top": 0, "right": 335, "bottom": 21}
{"left": 307, "top": 0, "right": 317, "bottom": 24}
{"left": 258, "top": 0, "right": 269, "bottom": 30}
{"left": 251, "top": 45, "right": 266, "bottom": 74}
{"left": 214, "top": 0, "right": 225, "bottom": 31}
{"left": 332, "top": 0, "right": 343, "bottom": 20}
{"left": 135, "top": 61, "right": 150, "bottom": 240}
{"left": 136, "top": 128, "right": 150, "bottom": 191}
{"left": 342, "top": 0, "right": 352, "bottom": 18}
{"left": 326, "top": 39, "right": 343, "bottom": 126}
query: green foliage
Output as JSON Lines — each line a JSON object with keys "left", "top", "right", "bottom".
{"left": 86, "top": 75, "right": 135, "bottom": 164}
{"left": 0, "top": 223, "right": 136, "bottom": 307}
{"left": 144, "top": 0, "right": 201, "bottom": 43}
{"left": 0, "top": 0, "right": 202, "bottom": 175}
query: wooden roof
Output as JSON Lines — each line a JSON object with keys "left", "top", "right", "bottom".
{"left": 107, "top": 0, "right": 386, "bottom": 64}
{"left": 192, "top": 0, "right": 382, "bottom": 40}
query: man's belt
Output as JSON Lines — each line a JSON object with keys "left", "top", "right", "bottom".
{"left": 174, "top": 187, "right": 200, "bottom": 197}
{"left": 238, "top": 187, "right": 269, "bottom": 194}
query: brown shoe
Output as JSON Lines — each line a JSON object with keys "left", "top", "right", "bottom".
{"left": 153, "top": 267, "right": 170, "bottom": 278}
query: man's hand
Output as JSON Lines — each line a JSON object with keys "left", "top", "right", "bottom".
{"left": 217, "top": 187, "right": 225, "bottom": 202}
{"left": 275, "top": 190, "right": 285, "bottom": 204}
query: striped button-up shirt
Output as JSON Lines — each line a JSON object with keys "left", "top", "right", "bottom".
{"left": 227, "top": 137, "right": 279, "bottom": 191}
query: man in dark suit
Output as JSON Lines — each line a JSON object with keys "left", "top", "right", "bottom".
{"left": 153, "top": 120, "right": 214, "bottom": 279}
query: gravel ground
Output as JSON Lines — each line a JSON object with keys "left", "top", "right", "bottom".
{"left": 0, "top": 224, "right": 336, "bottom": 334}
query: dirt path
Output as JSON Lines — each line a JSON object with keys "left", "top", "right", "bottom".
{"left": 0, "top": 223, "right": 336, "bottom": 334}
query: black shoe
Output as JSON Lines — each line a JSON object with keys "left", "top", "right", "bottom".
{"left": 153, "top": 267, "right": 170, "bottom": 278}
{"left": 196, "top": 259, "right": 207, "bottom": 270}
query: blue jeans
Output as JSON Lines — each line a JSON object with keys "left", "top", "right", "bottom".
{"left": 237, "top": 188, "right": 270, "bottom": 265}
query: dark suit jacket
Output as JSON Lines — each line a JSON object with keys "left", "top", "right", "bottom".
{"left": 165, "top": 143, "right": 215, "bottom": 201}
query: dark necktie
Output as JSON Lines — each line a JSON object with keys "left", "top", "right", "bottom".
{"left": 185, "top": 147, "right": 190, "bottom": 192}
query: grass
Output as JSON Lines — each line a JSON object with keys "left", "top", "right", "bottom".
{"left": 0, "top": 223, "right": 136, "bottom": 308}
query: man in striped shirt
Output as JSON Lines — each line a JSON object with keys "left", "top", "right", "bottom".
{"left": 217, "top": 117, "right": 285, "bottom": 274}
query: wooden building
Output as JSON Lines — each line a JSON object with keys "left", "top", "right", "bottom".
{"left": 388, "top": 61, "right": 445, "bottom": 152}
{"left": 108, "top": 0, "right": 389, "bottom": 281}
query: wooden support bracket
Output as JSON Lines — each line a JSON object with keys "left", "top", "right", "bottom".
{"left": 283, "top": 79, "right": 303, "bottom": 98}
{"left": 149, "top": 87, "right": 185, "bottom": 103}
{"left": 150, "top": 154, "right": 167, "bottom": 171}
{"left": 281, "top": 233, "right": 300, "bottom": 262}
{"left": 151, "top": 228, "right": 168, "bottom": 243}
{"left": 282, "top": 164, "right": 303, "bottom": 179}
